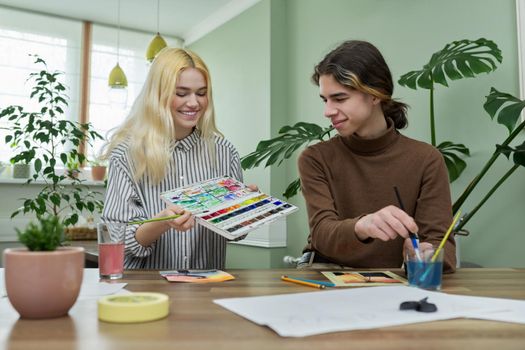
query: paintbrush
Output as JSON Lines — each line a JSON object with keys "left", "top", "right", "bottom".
{"left": 418, "top": 210, "right": 462, "bottom": 282}
{"left": 394, "top": 186, "right": 422, "bottom": 261}
{"left": 430, "top": 210, "right": 462, "bottom": 263}
{"left": 128, "top": 213, "right": 183, "bottom": 225}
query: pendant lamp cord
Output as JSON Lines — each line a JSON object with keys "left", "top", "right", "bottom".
{"left": 157, "top": 0, "right": 160, "bottom": 33}
{"left": 117, "top": 0, "right": 121, "bottom": 63}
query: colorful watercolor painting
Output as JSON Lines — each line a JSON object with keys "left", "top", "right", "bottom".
{"left": 160, "top": 176, "right": 297, "bottom": 240}
{"left": 322, "top": 271, "right": 407, "bottom": 287}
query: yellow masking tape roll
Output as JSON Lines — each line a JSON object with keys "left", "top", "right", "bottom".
{"left": 98, "top": 292, "right": 169, "bottom": 323}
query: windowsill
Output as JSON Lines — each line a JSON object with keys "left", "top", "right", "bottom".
{"left": 0, "top": 177, "right": 105, "bottom": 186}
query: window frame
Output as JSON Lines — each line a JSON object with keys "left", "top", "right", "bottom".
{"left": 518, "top": 0, "right": 525, "bottom": 121}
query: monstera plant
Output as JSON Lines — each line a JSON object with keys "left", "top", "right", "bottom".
{"left": 240, "top": 38, "right": 525, "bottom": 233}
{"left": 398, "top": 38, "right": 502, "bottom": 182}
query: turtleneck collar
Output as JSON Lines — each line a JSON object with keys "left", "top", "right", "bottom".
{"left": 341, "top": 118, "right": 399, "bottom": 155}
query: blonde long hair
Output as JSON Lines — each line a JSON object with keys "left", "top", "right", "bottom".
{"left": 101, "top": 48, "right": 223, "bottom": 184}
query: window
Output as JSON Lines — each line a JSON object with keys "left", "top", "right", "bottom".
{"left": 0, "top": 7, "right": 183, "bottom": 162}
{"left": 88, "top": 25, "right": 182, "bottom": 158}
{"left": 0, "top": 7, "right": 81, "bottom": 162}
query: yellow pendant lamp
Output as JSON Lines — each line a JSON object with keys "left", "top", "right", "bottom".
{"left": 108, "top": 0, "right": 128, "bottom": 89}
{"left": 108, "top": 63, "right": 127, "bottom": 88}
{"left": 146, "top": 33, "right": 167, "bottom": 62}
{"left": 146, "top": 0, "right": 167, "bottom": 62}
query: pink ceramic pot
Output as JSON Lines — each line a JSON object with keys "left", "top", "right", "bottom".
{"left": 91, "top": 166, "right": 106, "bottom": 181}
{"left": 3, "top": 247, "right": 84, "bottom": 319}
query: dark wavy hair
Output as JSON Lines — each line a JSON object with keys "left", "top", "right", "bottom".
{"left": 312, "top": 40, "right": 409, "bottom": 129}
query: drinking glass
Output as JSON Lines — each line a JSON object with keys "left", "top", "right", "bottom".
{"left": 406, "top": 248, "right": 444, "bottom": 291}
{"left": 97, "top": 222, "right": 126, "bottom": 279}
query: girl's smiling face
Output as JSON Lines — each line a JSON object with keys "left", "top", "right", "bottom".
{"left": 170, "top": 68, "right": 208, "bottom": 140}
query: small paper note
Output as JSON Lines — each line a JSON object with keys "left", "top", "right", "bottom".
{"left": 160, "top": 269, "right": 235, "bottom": 283}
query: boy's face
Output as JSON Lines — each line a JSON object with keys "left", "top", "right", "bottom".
{"left": 319, "top": 74, "right": 382, "bottom": 138}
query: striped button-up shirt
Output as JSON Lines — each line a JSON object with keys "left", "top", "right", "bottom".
{"left": 102, "top": 130, "right": 243, "bottom": 269}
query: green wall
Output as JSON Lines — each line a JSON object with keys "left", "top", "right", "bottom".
{"left": 192, "top": 0, "right": 525, "bottom": 268}
{"left": 190, "top": 0, "right": 288, "bottom": 268}
{"left": 189, "top": 0, "right": 271, "bottom": 190}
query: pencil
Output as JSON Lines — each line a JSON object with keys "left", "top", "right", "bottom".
{"left": 281, "top": 275, "right": 326, "bottom": 289}
{"left": 128, "top": 214, "right": 183, "bottom": 225}
{"left": 282, "top": 276, "right": 335, "bottom": 287}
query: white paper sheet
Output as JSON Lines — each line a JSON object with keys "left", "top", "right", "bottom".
{"left": 214, "top": 286, "right": 524, "bottom": 337}
{"left": 78, "top": 281, "right": 128, "bottom": 298}
{"left": 78, "top": 268, "right": 128, "bottom": 299}
{"left": 458, "top": 294, "right": 525, "bottom": 324}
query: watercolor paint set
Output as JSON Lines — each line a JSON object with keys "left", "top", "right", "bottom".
{"left": 160, "top": 176, "right": 297, "bottom": 240}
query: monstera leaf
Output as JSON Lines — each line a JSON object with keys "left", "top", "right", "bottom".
{"left": 496, "top": 142, "right": 525, "bottom": 167}
{"left": 484, "top": 88, "right": 525, "bottom": 133}
{"left": 241, "top": 122, "right": 333, "bottom": 199}
{"left": 398, "top": 38, "right": 502, "bottom": 184}
{"left": 399, "top": 38, "right": 502, "bottom": 90}
{"left": 283, "top": 178, "right": 302, "bottom": 199}
{"left": 437, "top": 141, "right": 470, "bottom": 182}
{"left": 241, "top": 122, "right": 333, "bottom": 169}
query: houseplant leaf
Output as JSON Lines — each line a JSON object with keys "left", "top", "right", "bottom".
{"left": 16, "top": 214, "right": 64, "bottom": 251}
{"left": 283, "top": 178, "right": 301, "bottom": 199}
{"left": 0, "top": 55, "right": 104, "bottom": 229}
{"left": 513, "top": 142, "right": 525, "bottom": 167}
{"left": 398, "top": 38, "right": 502, "bottom": 90}
{"left": 496, "top": 141, "right": 525, "bottom": 167}
{"left": 241, "top": 122, "right": 332, "bottom": 170}
{"left": 241, "top": 122, "right": 333, "bottom": 199}
{"left": 437, "top": 141, "right": 470, "bottom": 182}
{"left": 483, "top": 87, "right": 525, "bottom": 133}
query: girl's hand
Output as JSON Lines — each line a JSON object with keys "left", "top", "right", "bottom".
{"left": 246, "top": 184, "right": 259, "bottom": 192}
{"left": 158, "top": 205, "right": 194, "bottom": 231}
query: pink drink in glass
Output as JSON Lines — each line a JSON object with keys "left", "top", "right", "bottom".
{"left": 98, "top": 242, "right": 124, "bottom": 279}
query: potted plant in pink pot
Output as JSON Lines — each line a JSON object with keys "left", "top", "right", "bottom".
{"left": 3, "top": 215, "right": 84, "bottom": 319}
{"left": 89, "top": 157, "right": 107, "bottom": 182}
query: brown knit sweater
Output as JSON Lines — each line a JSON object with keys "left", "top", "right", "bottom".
{"left": 298, "top": 121, "right": 456, "bottom": 273}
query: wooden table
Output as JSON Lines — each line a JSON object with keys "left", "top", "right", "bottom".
{"left": 2, "top": 268, "right": 525, "bottom": 349}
